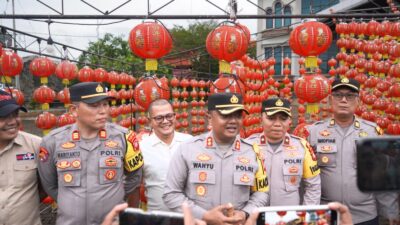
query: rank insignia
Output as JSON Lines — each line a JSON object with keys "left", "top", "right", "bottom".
{"left": 329, "top": 119, "right": 335, "bottom": 126}
{"left": 319, "top": 130, "right": 330, "bottom": 137}
{"left": 105, "top": 170, "right": 116, "bottom": 180}
{"left": 284, "top": 136, "right": 290, "bottom": 145}
{"left": 321, "top": 145, "right": 332, "bottom": 152}
{"left": 275, "top": 99, "right": 284, "bottom": 106}
{"left": 64, "top": 173, "right": 73, "bottom": 183}
{"left": 289, "top": 166, "right": 299, "bottom": 174}
{"left": 16, "top": 153, "right": 35, "bottom": 161}
{"left": 359, "top": 131, "right": 368, "bottom": 137}
{"left": 39, "top": 147, "right": 49, "bottom": 162}
{"left": 235, "top": 140, "right": 240, "bottom": 150}
{"left": 199, "top": 172, "right": 207, "bottom": 182}
{"left": 96, "top": 84, "right": 104, "bottom": 93}
{"left": 375, "top": 126, "right": 384, "bottom": 136}
{"left": 196, "top": 185, "right": 206, "bottom": 196}
{"left": 206, "top": 137, "right": 213, "bottom": 148}
{"left": 105, "top": 157, "right": 117, "bottom": 167}
{"left": 260, "top": 135, "right": 266, "bottom": 144}
{"left": 238, "top": 156, "right": 250, "bottom": 164}
{"left": 72, "top": 130, "right": 80, "bottom": 141}
{"left": 230, "top": 95, "right": 239, "bottom": 103}
{"left": 62, "top": 142, "right": 75, "bottom": 149}
{"left": 341, "top": 77, "right": 349, "bottom": 83}
{"left": 240, "top": 174, "right": 250, "bottom": 183}
{"left": 354, "top": 121, "right": 360, "bottom": 129}
{"left": 321, "top": 156, "right": 329, "bottom": 163}
{"left": 197, "top": 153, "right": 211, "bottom": 161}
{"left": 99, "top": 129, "right": 107, "bottom": 139}
{"left": 289, "top": 176, "right": 297, "bottom": 185}
{"left": 57, "top": 161, "right": 71, "bottom": 169}
{"left": 71, "top": 160, "right": 81, "bottom": 168}
{"left": 105, "top": 140, "right": 118, "bottom": 148}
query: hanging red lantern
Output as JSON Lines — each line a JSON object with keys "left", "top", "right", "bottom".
{"left": 294, "top": 74, "right": 330, "bottom": 113}
{"left": 210, "top": 74, "right": 245, "bottom": 96}
{"left": 4, "top": 88, "right": 24, "bottom": 106}
{"left": 78, "top": 66, "right": 94, "bottom": 82}
{"left": 289, "top": 20, "right": 332, "bottom": 68}
{"left": 55, "top": 60, "right": 78, "bottom": 85}
{"left": 93, "top": 68, "right": 109, "bottom": 83}
{"left": 0, "top": 50, "right": 23, "bottom": 83}
{"left": 35, "top": 112, "right": 57, "bottom": 135}
{"left": 57, "top": 88, "right": 71, "bottom": 107}
{"left": 29, "top": 57, "right": 56, "bottom": 85}
{"left": 128, "top": 21, "right": 173, "bottom": 71}
{"left": 107, "top": 71, "right": 120, "bottom": 89}
{"left": 58, "top": 113, "right": 75, "bottom": 127}
{"left": 206, "top": 23, "right": 249, "bottom": 73}
{"left": 33, "top": 85, "right": 56, "bottom": 110}
{"left": 134, "top": 76, "right": 170, "bottom": 111}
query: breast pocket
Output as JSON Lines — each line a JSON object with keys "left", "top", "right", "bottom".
{"left": 14, "top": 163, "right": 37, "bottom": 187}
{"left": 232, "top": 172, "right": 254, "bottom": 204}
{"left": 99, "top": 156, "right": 122, "bottom": 185}
{"left": 316, "top": 145, "right": 337, "bottom": 168}
{"left": 56, "top": 158, "right": 82, "bottom": 187}
{"left": 189, "top": 170, "right": 216, "bottom": 203}
{"left": 282, "top": 164, "right": 302, "bottom": 192}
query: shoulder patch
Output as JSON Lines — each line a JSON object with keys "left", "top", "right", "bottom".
{"left": 241, "top": 138, "right": 253, "bottom": 146}
{"left": 289, "top": 134, "right": 301, "bottom": 140}
{"left": 360, "top": 118, "right": 377, "bottom": 128}
{"left": 107, "top": 122, "right": 129, "bottom": 134}
{"left": 375, "top": 126, "right": 384, "bottom": 136}
{"left": 47, "top": 125, "right": 72, "bottom": 136}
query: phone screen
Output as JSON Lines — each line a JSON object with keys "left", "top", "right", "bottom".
{"left": 119, "top": 210, "right": 184, "bottom": 225}
{"left": 357, "top": 137, "right": 400, "bottom": 191}
{"left": 257, "top": 209, "right": 337, "bottom": 225}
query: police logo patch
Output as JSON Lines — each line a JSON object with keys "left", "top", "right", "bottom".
{"left": 199, "top": 172, "right": 207, "bottom": 182}
{"left": 105, "top": 157, "right": 117, "bottom": 167}
{"left": 57, "top": 161, "right": 71, "bottom": 169}
{"left": 16, "top": 153, "right": 35, "bottom": 161}
{"left": 62, "top": 142, "right": 75, "bottom": 149}
{"left": 289, "top": 176, "right": 297, "bottom": 185}
{"left": 39, "top": 147, "right": 49, "bottom": 162}
{"left": 289, "top": 166, "right": 299, "bottom": 174}
{"left": 64, "top": 173, "right": 73, "bottom": 183}
{"left": 321, "top": 145, "right": 332, "bottom": 152}
{"left": 230, "top": 95, "right": 239, "bottom": 103}
{"left": 238, "top": 156, "right": 250, "bottom": 164}
{"left": 105, "top": 140, "right": 118, "bottom": 148}
{"left": 322, "top": 156, "right": 329, "bottom": 163}
{"left": 196, "top": 185, "right": 206, "bottom": 196}
{"left": 197, "top": 153, "right": 211, "bottom": 161}
{"left": 105, "top": 170, "right": 116, "bottom": 180}
{"left": 240, "top": 174, "right": 250, "bottom": 183}
{"left": 319, "top": 130, "right": 330, "bottom": 137}
{"left": 71, "top": 160, "right": 81, "bottom": 168}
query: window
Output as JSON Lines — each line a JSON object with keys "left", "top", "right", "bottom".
{"left": 266, "top": 8, "right": 273, "bottom": 29}
{"left": 274, "top": 47, "right": 282, "bottom": 75}
{"left": 318, "top": 35, "right": 339, "bottom": 74}
{"left": 284, "top": 6, "right": 291, "bottom": 27}
{"left": 264, "top": 46, "right": 293, "bottom": 75}
{"left": 274, "top": 2, "right": 282, "bottom": 28}
{"left": 283, "top": 46, "right": 291, "bottom": 60}
{"left": 265, "top": 47, "right": 273, "bottom": 59}
{"left": 301, "top": 0, "right": 339, "bottom": 14}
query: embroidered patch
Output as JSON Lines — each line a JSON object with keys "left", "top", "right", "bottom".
{"left": 105, "top": 140, "right": 118, "bottom": 148}
{"left": 196, "top": 185, "right": 206, "bottom": 196}
{"left": 105, "top": 157, "right": 117, "bottom": 167}
{"left": 199, "top": 172, "right": 207, "bottom": 182}
{"left": 240, "top": 174, "right": 251, "bottom": 183}
{"left": 319, "top": 130, "right": 330, "bottom": 137}
{"left": 105, "top": 170, "right": 116, "bottom": 180}
{"left": 61, "top": 142, "right": 76, "bottom": 149}
{"left": 238, "top": 156, "right": 250, "bottom": 164}
{"left": 197, "top": 153, "right": 211, "bottom": 161}
{"left": 64, "top": 173, "right": 73, "bottom": 183}
{"left": 39, "top": 147, "right": 49, "bottom": 162}
{"left": 57, "top": 161, "right": 71, "bottom": 169}
{"left": 71, "top": 160, "right": 81, "bottom": 168}
{"left": 16, "top": 152, "right": 35, "bottom": 161}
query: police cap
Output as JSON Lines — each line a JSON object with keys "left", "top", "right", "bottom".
{"left": 331, "top": 77, "right": 360, "bottom": 93}
{"left": 0, "top": 90, "right": 27, "bottom": 117}
{"left": 208, "top": 93, "right": 249, "bottom": 115}
{"left": 70, "top": 82, "right": 112, "bottom": 104}
{"left": 262, "top": 98, "right": 291, "bottom": 117}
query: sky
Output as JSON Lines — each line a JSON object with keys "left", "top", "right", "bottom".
{"left": 0, "top": 0, "right": 259, "bottom": 60}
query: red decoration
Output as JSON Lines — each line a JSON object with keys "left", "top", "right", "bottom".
{"left": 57, "top": 88, "right": 71, "bottom": 106}
{"left": 210, "top": 74, "right": 245, "bottom": 96}
{"left": 0, "top": 50, "right": 23, "bottom": 83}
{"left": 29, "top": 57, "right": 56, "bottom": 84}
{"left": 133, "top": 76, "right": 170, "bottom": 111}
{"left": 78, "top": 66, "right": 94, "bottom": 82}
{"left": 33, "top": 85, "right": 56, "bottom": 104}
{"left": 294, "top": 74, "right": 330, "bottom": 113}
{"left": 36, "top": 112, "right": 57, "bottom": 131}
{"left": 55, "top": 60, "right": 78, "bottom": 85}
{"left": 93, "top": 68, "right": 109, "bottom": 83}
{"left": 4, "top": 88, "right": 24, "bottom": 106}
{"left": 58, "top": 113, "right": 75, "bottom": 127}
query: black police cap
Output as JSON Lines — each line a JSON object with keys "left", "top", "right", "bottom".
{"left": 70, "top": 82, "right": 112, "bottom": 104}
{"left": 208, "top": 93, "right": 249, "bottom": 115}
{"left": 0, "top": 90, "right": 27, "bottom": 117}
{"left": 332, "top": 77, "right": 360, "bottom": 93}
{"left": 262, "top": 98, "right": 291, "bottom": 117}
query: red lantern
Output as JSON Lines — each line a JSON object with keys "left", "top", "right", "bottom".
{"left": 289, "top": 20, "right": 332, "bottom": 68}
{"left": 294, "top": 74, "right": 330, "bottom": 113}
{"left": 107, "top": 71, "right": 120, "bottom": 88}
{"left": 58, "top": 113, "right": 75, "bottom": 127}
{"left": 4, "top": 88, "right": 24, "bottom": 106}
{"left": 33, "top": 85, "right": 56, "bottom": 105}
{"left": 55, "top": 60, "right": 78, "bottom": 85}
{"left": 29, "top": 57, "right": 55, "bottom": 84}
{"left": 57, "top": 88, "right": 71, "bottom": 106}
{"left": 93, "top": 68, "right": 109, "bottom": 83}
{"left": 210, "top": 74, "right": 245, "bottom": 96}
{"left": 128, "top": 21, "right": 172, "bottom": 71}
{"left": 0, "top": 50, "right": 23, "bottom": 83}
{"left": 133, "top": 76, "right": 170, "bottom": 110}
{"left": 78, "top": 66, "right": 94, "bottom": 82}
{"left": 35, "top": 112, "right": 57, "bottom": 134}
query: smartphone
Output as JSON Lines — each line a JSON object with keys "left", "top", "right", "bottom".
{"left": 119, "top": 208, "right": 184, "bottom": 225}
{"left": 257, "top": 205, "right": 338, "bottom": 225}
{"left": 357, "top": 137, "right": 400, "bottom": 191}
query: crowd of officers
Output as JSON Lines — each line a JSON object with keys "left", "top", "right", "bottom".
{"left": 0, "top": 77, "right": 398, "bottom": 225}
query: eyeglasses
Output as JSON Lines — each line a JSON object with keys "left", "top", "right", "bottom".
{"left": 332, "top": 92, "right": 359, "bottom": 101}
{"left": 151, "top": 113, "right": 175, "bottom": 123}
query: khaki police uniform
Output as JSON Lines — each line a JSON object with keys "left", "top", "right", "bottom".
{"left": 0, "top": 131, "right": 42, "bottom": 225}
{"left": 246, "top": 132, "right": 320, "bottom": 206}
{"left": 306, "top": 118, "right": 399, "bottom": 223}
{"left": 37, "top": 82, "right": 143, "bottom": 225}
{"left": 163, "top": 132, "right": 269, "bottom": 219}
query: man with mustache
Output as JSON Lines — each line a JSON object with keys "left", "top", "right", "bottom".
{"left": 163, "top": 92, "right": 269, "bottom": 225}
{"left": 305, "top": 77, "right": 398, "bottom": 225}
{"left": 246, "top": 97, "right": 320, "bottom": 206}
{"left": 0, "top": 90, "right": 42, "bottom": 225}
{"left": 136, "top": 99, "right": 192, "bottom": 211}
{"left": 38, "top": 82, "right": 143, "bottom": 225}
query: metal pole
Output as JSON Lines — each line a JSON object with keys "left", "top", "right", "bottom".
{"left": 12, "top": 0, "right": 20, "bottom": 89}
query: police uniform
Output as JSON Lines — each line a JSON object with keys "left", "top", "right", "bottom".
{"left": 37, "top": 82, "right": 143, "bottom": 225}
{"left": 246, "top": 98, "right": 320, "bottom": 206}
{"left": 306, "top": 78, "right": 399, "bottom": 224}
{"left": 163, "top": 93, "right": 269, "bottom": 219}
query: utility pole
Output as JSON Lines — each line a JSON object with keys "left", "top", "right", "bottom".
{"left": 12, "top": 0, "right": 20, "bottom": 89}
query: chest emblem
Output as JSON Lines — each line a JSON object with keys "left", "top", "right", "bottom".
{"left": 319, "top": 130, "right": 331, "bottom": 137}
{"left": 62, "top": 142, "right": 75, "bottom": 149}
{"left": 105, "top": 140, "right": 118, "bottom": 148}
{"left": 71, "top": 160, "right": 81, "bottom": 168}
{"left": 196, "top": 185, "right": 206, "bottom": 196}
{"left": 238, "top": 156, "right": 250, "bottom": 164}
{"left": 105, "top": 157, "right": 117, "bottom": 167}
{"left": 197, "top": 153, "right": 211, "bottom": 161}
{"left": 321, "top": 156, "right": 329, "bottom": 164}
{"left": 64, "top": 173, "right": 73, "bottom": 183}
{"left": 240, "top": 174, "right": 251, "bottom": 183}
{"left": 199, "top": 172, "right": 207, "bottom": 182}
{"left": 321, "top": 145, "right": 332, "bottom": 152}
{"left": 289, "top": 166, "right": 299, "bottom": 174}
{"left": 359, "top": 131, "right": 368, "bottom": 137}
{"left": 57, "top": 160, "right": 71, "bottom": 169}
{"left": 105, "top": 169, "right": 116, "bottom": 180}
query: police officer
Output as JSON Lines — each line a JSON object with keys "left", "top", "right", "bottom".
{"left": 246, "top": 98, "right": 320, "bottom": 206}
{"left": 163, "top": 93, "right": 269, "bottom": 225}
{"left": 305, "top": 77, "right": 399, "bottom": 224}
{"left": 38, "top": 82, "right": 143, "bottom": 225}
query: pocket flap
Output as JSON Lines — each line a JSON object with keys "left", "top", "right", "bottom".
{"left": 189, "top": 170, "right": 216, "bottom": 184}
{"left": 14, "top": 163, "right": 37, "bottom": 171}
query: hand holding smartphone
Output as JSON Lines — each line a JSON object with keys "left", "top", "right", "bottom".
{"left": 119, "top": 208, "right": 184, "bottom": 225}
{"left": 256, "top": 205, "right": 338, "bottom": 225}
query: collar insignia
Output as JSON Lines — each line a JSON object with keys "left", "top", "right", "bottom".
{"left": 284, "top": 136, "right": 290, "bottom": 145}
{"left": 235, "top": 140, "right": 240, "bottom": 151}
{"left": 72, "top": 130, "right": 80, "bottom": 141}
{"left": 329, "top": 119, "right": 335, "bottom": 126}
{"left": 260, "top": 134, "right": 266, "bottom": 144}
{"left": 99, "top": 129, "right": 107, "bottom": 139}
{"left": 206, "top": 136, "right": 213, "bottom": 148}
{"left": 354, "top": 120, "right": 360, "bottom": 128}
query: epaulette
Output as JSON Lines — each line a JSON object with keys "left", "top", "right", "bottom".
{"left": 359, "top": 118, "right": 377, "bottom": 128}
{"left": 312, "top": 119, "right": 327, "bottom": 126}
{"left": 245, "top": 133, "right": 261, "bottom": 142}
{"left": 289, "top": 134, "right": 302, "bottom": 140}
{"left": 241, "top": 138, "right": 253, "bottom": 146}
{"left": 107, "top": 122, "right": 129, "bottom": 133}
{"left": 191, "top": 133, "right": 207, "bottom": 143}
{"left": 46, "top": 124, "right": 72, "bottom": 137}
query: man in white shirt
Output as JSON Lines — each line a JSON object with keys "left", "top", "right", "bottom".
{"left": 138, "top": 99, "right": 192, "bottom": 211}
